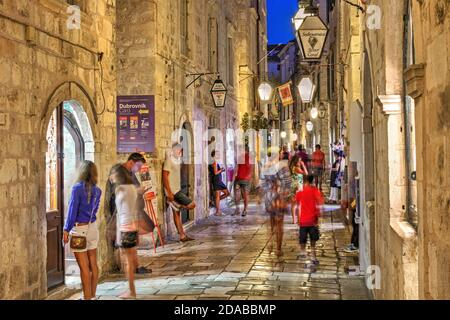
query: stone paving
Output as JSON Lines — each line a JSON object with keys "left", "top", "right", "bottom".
{"left": 67, "top": 201, "right": 371, "bottom": 300}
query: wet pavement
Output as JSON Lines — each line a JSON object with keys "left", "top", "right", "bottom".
{"left": 67, "top": 201, "right": 371, "bottom": 300}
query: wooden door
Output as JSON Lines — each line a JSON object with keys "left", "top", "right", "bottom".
{"left": 46, "top": 104, "right": 65, "bottom": 289}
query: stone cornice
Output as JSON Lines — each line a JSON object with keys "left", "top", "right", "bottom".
{"left": 404, "top": 63, "right": 425, "bottom": 99}
{"left": 376, "top": 95, "right": 402, "bottom": 115}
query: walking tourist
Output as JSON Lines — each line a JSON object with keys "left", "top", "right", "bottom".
{"left": 297, "top": 144, "right": 310, "bottom": 172}
{"left": 296, "top": 175, "right": 324, "bottom": 264}
{"left": 329, "top": 151, "right": 342, "bottom": 204}
{"left": 234, "top": 145, "right": 252, "bottom": 217}
{"left": 105, "top": 153, "right": 153, "bottom": 274}
{"left": 288, "top": 154, "right": 308, "bottom": 224}
{"left": 109, "top": 165, "right": 139, "bottom": 299}
{"left": 162, "top": 143, "right": 196, "bottom": 242}
{"left": 209, "top": 150, "right": 230, "bottom": 216}
{"left": 63, "top": 160, "right": 102, "bottom": 300}
{"left": 311, "top": 144, "right": 326, "bottom": 191}
{"left": 280, "top": 145, "right": 290, "bottom": 160}
{"left": 261, "top": 147, "right": 292, "bottom": 257}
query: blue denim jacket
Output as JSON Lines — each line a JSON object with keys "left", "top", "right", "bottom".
{"left": 64, "top": 182, "right": 102, "bottom": 232}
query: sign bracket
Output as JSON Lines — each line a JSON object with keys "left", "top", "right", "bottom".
{"left": 186, "top": 72, "right": 220, "bottom": 89}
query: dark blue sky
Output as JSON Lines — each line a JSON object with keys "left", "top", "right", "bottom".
{"left": 267, "top": 0, "right": 298, "bottom": 44}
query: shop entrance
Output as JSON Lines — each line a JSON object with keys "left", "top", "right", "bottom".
{"left": 180, "top": 122, "right": 193, "bottom": 224}
{"left": 45, "top": 100, "right": 94, "bottom": 289}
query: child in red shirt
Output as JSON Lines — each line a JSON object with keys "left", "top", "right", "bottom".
{"left": 296, "top": 175, "right": 324, "bottom": 264}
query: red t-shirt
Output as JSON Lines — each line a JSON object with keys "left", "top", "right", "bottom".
{"left": 236, "top": 153, "right": 252, "bottom": 181}
{"left": 296, "top": 185, "right": 324, "bottom": 226}
{"left": 312, "top": 150, "right": 325, "bottom": 168}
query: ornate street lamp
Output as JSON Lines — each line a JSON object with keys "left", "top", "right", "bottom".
{"left": 298, "top": 77, "right": 316, "bottom": 103}
{"left": 210, "top": 76, "right": 227, "bottom": 108}
{"left": 280, "top": 131, "right": 287, "bottom": 139}
{"left": 306, "top": 121, "right": 314, "bottom": 132}
{"left": 291, "top": 133, "right": 298, "bottom": 141}
{"left": 296, "top": 6, "right": 329, "bottom": 61}
{"left": 292, "top": 3, "right": 315, "bottom": 50}
{"left": 310, "top": 106, "right": 319, "bottom": 119}
{"left": 258, "top": 82, "right": 273, "bottom": 101}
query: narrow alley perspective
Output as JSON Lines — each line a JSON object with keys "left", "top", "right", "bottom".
{"left": 65, "top": 201, "right": 369, "bottom": 300}
{"left": 0, "top": 0, "right": 449, "bottom": 312}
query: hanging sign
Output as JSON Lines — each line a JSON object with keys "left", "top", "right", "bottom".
{"left": 117, "top": 95, "right": 155, "bottom": 153}
{"left": 297, "top": 15, "right": 329, "bottom": 60}
{"left": 278, "top": 82, "right": 294, "bottom": 106}
{"left": 210, "top": 77, "right": 228, "bottom": 108}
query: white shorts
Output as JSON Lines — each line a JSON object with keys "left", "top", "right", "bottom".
{"left": 70, "top": 221, "right": 99, "bottom": 253}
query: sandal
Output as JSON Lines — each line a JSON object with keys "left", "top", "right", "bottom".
{"left": 180, "top": 236, "right": 194, "bottom": 242}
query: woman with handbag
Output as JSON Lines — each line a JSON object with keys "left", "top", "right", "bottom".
{"left": 109, "top": 164, "right": 140, "bottom": 299}
{"left": 63, "top": 160, "right": 102, "bottom": 300}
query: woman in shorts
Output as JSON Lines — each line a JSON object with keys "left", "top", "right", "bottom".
{"left": 63, "top": 161, "right": 102, "bottom": 300}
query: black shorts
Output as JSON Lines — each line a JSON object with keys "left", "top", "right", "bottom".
{"left": 299, "top": 226, "right": 320, "bottom": 244}
{"left": 174, "top": 191, "right": 193, "bottom": 206}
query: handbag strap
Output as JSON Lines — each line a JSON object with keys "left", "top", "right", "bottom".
{"left": 86, "top": 184, "right": 97, "bottom": 228}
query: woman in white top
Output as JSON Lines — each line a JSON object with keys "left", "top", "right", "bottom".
{"left": 109, "top": 164, "right": 139, "bottom": 299}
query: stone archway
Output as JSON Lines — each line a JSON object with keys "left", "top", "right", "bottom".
{"left": 40, "top": 80, "right": 97, "bottom": 290}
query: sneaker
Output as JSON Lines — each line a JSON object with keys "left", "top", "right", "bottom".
{"left": 241, "top": 210, "right": 247, "bottom": 217}
{"left": 136, "top": 266, "right": 152, "bottom": 274}
{"left": 344, "top": 244, "right": 359, "bottom": 253}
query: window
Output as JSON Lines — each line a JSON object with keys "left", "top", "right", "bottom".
{"left": 208, "top": 18, "right": 218, "bottom": 72}
{"left": 64, "top": 0, "right": 85, "bottom": 11}
{"left": 180, "top": 0, "right": 188, "bottom": 56}
{"left": 227, "top": 37, "right": 234, "bottom": 87}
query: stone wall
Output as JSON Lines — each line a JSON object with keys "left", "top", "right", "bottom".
{"left": 409, "top": 0, "right": 450, "bottom": 300}
{"left": 116, "top": 0, "right": 265, "bottom": 240}
{"left": 0, "top": 0, "right": 116, "bottom": 299}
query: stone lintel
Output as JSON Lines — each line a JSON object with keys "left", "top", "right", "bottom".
{"left": 376, "top": 95, "right": 402, "bottom": 115}
{"left": 404, "top": 64, "right": 425, "bottom": 99}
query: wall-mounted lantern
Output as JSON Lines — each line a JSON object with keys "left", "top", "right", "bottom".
{"left": 298, "top": 77, "right": 316, "bottom": 103}
{"left": 258, "top": 82, "right": 273, "bottom": 101}
{"left": 210, "top": 76, "right": 227, "bottom": 108}
{"left": 306, "top": 121, "right": 314, "bottom": 132}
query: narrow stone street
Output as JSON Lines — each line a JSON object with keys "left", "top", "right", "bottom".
{"left": 67, "top": 201, "right": 370, "bottom": 300}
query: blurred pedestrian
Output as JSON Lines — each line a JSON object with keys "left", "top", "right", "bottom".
{"left": 288, "top": 154, "right": 308, "bottom": 224}
{"left": 109, "top": 165, "right": 139, "bottom": 299}
{"left": 329, "top": 151, "right": 342, "bottom": 204}
{"left": 261, "top": 147, "right": 292, "bottom": 257}
{"left": 209, "top": 150, "right": 230, "bottom": 216}
{"left": 234, "top": 145, "right": 252, "bottom": 217}
{"left": 311, "top": 144, "right": 325, "bottom": 191}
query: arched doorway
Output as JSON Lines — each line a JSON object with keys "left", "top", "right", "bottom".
{"left": 45, "top": 100, "right": 94, "bottom": 289}
{"left": 180, "top": 121, "right": 194, "bottom": 224}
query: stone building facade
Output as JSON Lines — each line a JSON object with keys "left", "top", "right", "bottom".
{"left": 0, "top": 0, "right": 116, "bottom": 299}
{"left": 331, "top": 0, "right": 450, "bottom": 299}
{"left": 0, "top": 0, "right": 267, "bottom": 299}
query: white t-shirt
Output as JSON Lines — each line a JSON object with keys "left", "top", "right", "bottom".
{"left": 115, "top": 184, "right": 138, "bottom": 233}
{"left": 163, "top": 154, "right": 181, "bottom": 195}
